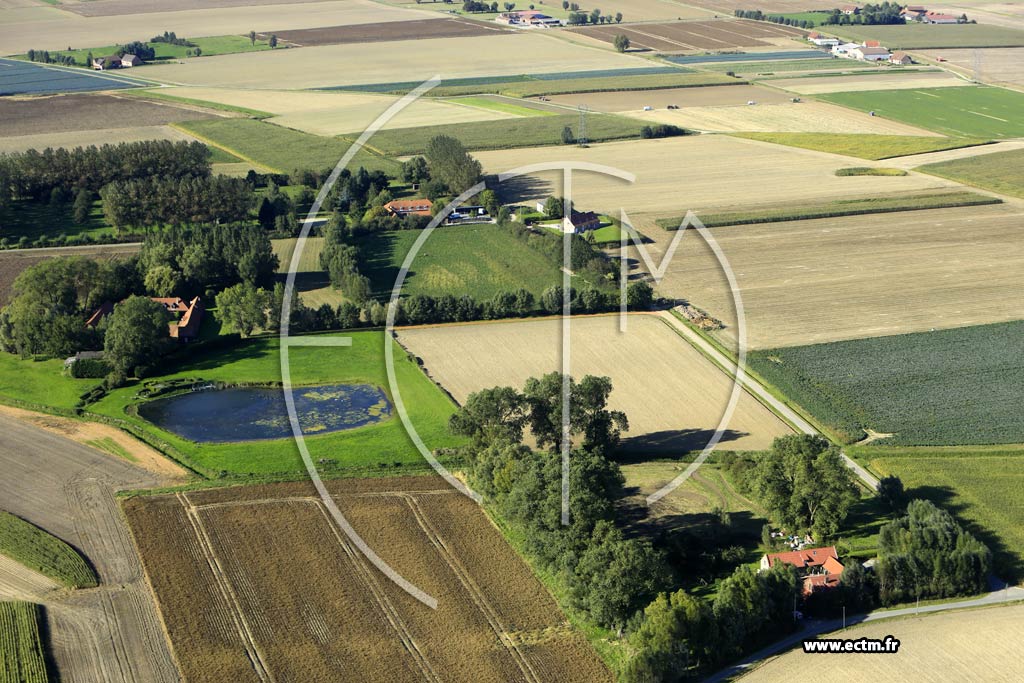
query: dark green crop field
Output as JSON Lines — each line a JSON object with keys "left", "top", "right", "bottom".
{"left": 749, "top": 321, "right": 1024, "bottom": 446}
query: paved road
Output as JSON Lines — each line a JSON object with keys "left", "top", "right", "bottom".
{"left": 657, "top": 310, "right": 879, "bottom": 490}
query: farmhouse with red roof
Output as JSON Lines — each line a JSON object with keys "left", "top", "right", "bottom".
{"left": 761, "top": 546, "right": 846, "bottom": 595}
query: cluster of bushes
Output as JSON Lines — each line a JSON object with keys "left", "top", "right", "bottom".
{"left": 566, "top": 6, "right": 623, "bottom": 24}
{"left": 25, "top": 49, "right": 77, "bottom": 66}
{"left": 462, "top": 0, "right": 498, "bottom": 11}
{"left": 66, "top": 357, "right": 111, "bottom": 379}
{"left": 639, "top": 124, "right": 688, "bottom": 140}
{"left": 150, "top": 31, "right": 194, "bottom": 47}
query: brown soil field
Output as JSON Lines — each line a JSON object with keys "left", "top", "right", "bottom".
{"left": 0, "top": 92, "right": 215, "bottom": 137}
{"left": 742, "top": 603, "right": 1024, "bottom": 681}
{"left": 141, "top": 33, "right": 651, "bottom": 89}
{"left": 268, "top": 17, "right": 510, "bottom": 47}
{"left": 398, "top": 314, "right": 793, "bottom": 452}
{"left": 0, "top": 125, "right": 197, "bottom": 154}
{"left": 627, "top": 202, "right": 1024, "bottom": 349}
{"left": 1, "top": 0, "right": 431, "bottom": 55}
{"left": 540, "top": 84, "right": 790, "bottom": 111}
{"left": 768, "top": 70, "right": 974, "bottom": 94}
{"left": 123, "top": 477, "right": 612, "bottom": 683}
{"left": 0, "top": 243, "right": 140, "bottom": 305}
{"left": 917, "top": 47, "right": 1024, "bottom": 88}
{"left": 0, "top": 412, "right": 179, "bottom": 682}
{"left": 474, "top": 135, "right": 957, "bottom": 222}
{"left": 572, "top": 18, "right": 805, "bottom": 52}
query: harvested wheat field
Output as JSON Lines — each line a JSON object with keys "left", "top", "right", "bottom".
{"left": 0, "top": 125, "right": 196, "bottom": 154}
{"left": 123, "top": 476, "right": 612, "bottom": 683}
{"left": 267, "top": 17, "right": 510, "bottom": 47}
{"left": 629, "top": 203, "right": 1024, "bottom": 349}
{"left": 166, "top": 87, "right": 516, "bottom": 135}
{"left": 742, "top": 603, "right": 1024, "bottom": 682}
{"left": 399, "top": 314, "right": 792, "bottom": 452}
{"left": 624, "top": 100, "right": 941, "bottom": 134}
{"left": 768, "top": 70, "right": 975, "bottom": 95}
{"left": 476, "top": 136, "right": 958, "bottom": 222}
{"left": 539, "top": 84, "right": 789, "bottom": 112}
{"left": 573, "top": 19, "right": 805, "bottom": 52}
{"left": 0, "top": 92, "right": 216, "bottom": 137}
{"left": 917, "top": 47, "right": 1024, "bottom": 88}
{"left": 143, "top": 33, "right": 650, "bottom": 89}
{"left": 1, "top": 0, "right": 430, "bottom": 55}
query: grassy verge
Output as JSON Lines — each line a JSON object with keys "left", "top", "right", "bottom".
{"left": 917, "top": 147, "right": 1024, "bottom": 199}
{"left": 446, "top": 96, "right": 557, "bottom": 117}
{"left": 0, "top": 602, "right": 50, "bottom": 683}
{"left": 731, "top": 132, "right": 991, "bottom": 160}
{"left": 0, "top": 512, "right": 97, "bottom": 588}
{"left": 358, "top": 113, "right": 678, "bottom": 155}
{"left": 656, "top": 190, "right": 999, "bottom": 230}
{"left": 174, "top": 119, "right": 399, "bottom": 175}
{"left": 835, "top": 167, "right": 907, "bottom": 176}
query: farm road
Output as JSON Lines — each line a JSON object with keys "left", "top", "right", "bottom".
{"left": 655, "top": 310, "right": 879, "bottom": 490}
{"left": 0, "top": 412, "right": 180, "bottom": 683}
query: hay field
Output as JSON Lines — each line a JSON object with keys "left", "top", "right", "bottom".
{"left": 125, "top": 478, "right": 612, "bottom": 683}
{"left": 623, "top": 100, "right": 942, "bottom": 134}
{"left": 769, "top": 70, "right": 973, "bottom": 94}
{"left": 141, "top": 33, "right": 652, "bottom": 89}
{"left": 917, "top": 47, "right": 1024, "bottom": 88}
{"left": 398, "top": 314, "right": 793, "bottom": 453}
{"left": 475, "top": 135, "right": 958, "bottom": 221}
{"left": 0, "top": 124, "right": 195, "bottom": 154}
{"left": 742, "top": 604, "right": 1024, "bottom": 682}
{"left": 628, "top": 202, "right": 1024, "bottom": 349}
{"left": 0, "top": 0, "right": 431, "bottom": 55}
{"left": 540, "top": 84, "right": 790, "bottom": 111}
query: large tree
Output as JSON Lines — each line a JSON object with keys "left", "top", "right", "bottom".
{"left": 103, "top": 296, "right": 171, "bottom": 376}
{"left": 215, "top": 283, "right": 272, "bottom": 337}
{"left": 424, "top": 135, "right": 483, "bottom": 196}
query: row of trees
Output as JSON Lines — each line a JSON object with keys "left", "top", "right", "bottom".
{"left": 568, "top": 9, "right": 623, "bottom": 25}
{"left": 99, "top": 176, "right": 253, "bottom": 230}
{"left": 823, "top": 3, "right": 906, "bottom": 26}
{"left": 0, "top": 140, "right": 211, "bottom": 200}
{"left": 24, "top": 50, "right": 77, "bottom": 66}
{"left": 734, "top": 9, "right": 820, "bottom": 28}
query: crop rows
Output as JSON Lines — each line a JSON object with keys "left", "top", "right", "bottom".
{"left": 0, "top": 511, "right": 97, "bottom": 588}
{"left": 0, "top": 602, "right": 49, "bottom": 683}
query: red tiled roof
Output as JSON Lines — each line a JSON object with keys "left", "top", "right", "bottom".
{"left": 85, "top": 301, "right": 114, "bottom": 328}
{"left": 863, "top": 39, "right": 881, "bottom": 47}
{"left": 151, "top": 297, "right": 189, "bottom": 312}
{"left": 384, "top": 198, "right": 433, "bottom": 216}
{"left": 766, "top": 546, "right": 840, "bottom": 570}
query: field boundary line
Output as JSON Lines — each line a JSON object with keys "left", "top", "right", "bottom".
{"left": 175, "top": 493, "right": 275, "bottom": 683}
{"left": 401, "top": 493, "right": 541, "bottom": 683}
{"left": 168, "top": 122, "right": 278, "bottom": 173}
{"left": 312, "top": 499, "right": 440, "bottom": 682}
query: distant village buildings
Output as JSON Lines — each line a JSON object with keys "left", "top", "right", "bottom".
{"left": 495, "top": 10, "right": 563, "bottom": 27}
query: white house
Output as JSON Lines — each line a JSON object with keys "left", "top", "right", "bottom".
{"left": 831, "top": 42, "right": 861, "bottom": 56}
{"left": 120, "top": 54, "right": 143, "bottom": 67}
{"left": 851, "top": 46, "right": 891, "bottom": 61}
{"left": 807, "top": 32, "right": 840, "bottom": 47}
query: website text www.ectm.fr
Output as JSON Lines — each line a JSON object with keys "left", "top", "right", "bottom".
{"left": 803, "top": 636, "right": 901, "bottom": 654}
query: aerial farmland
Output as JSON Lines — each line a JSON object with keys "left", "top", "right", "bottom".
{"left": 1, "top": 0, "right": 1023, "bottom": 680}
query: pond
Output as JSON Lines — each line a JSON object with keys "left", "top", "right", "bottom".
{"left": 136, "top": 384, "right": 391, "bottom": 443}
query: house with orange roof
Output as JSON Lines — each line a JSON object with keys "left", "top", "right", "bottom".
{"left": 384, "top": 198, "right": 433, "bottom": 217}
{"left": 85, "top": 296, "right": 204, "bottom": 342}
{"left": 761, "top": 546, "right": 846, "bottom": 595}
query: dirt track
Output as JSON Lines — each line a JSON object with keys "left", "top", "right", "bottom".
{"left": 0, "top": 413, "right": 180, "bottom": 683}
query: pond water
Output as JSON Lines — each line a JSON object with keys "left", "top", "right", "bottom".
{"left": 137, "top": 384, "right": 391, "bottom": 443}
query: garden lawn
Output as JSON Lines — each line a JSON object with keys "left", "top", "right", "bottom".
{"left": 351, "top": 224, "right": 564, "bottom": 302}
{"left": 748, "top": 320, "right": 1024, "bottom": 446}
{"left": 86, "top": 332, "right": 463, "bottom": 476}
{"left": 731, "top": 132, "right": 990, "bottom": 160}
{"left": 818, "top": 87, "right": 1024, "bottom": 138}
{"left": 175, "top": 119, "right": 399, "bottom": 175}
{"left": 0, "top": 354, "right": 97, "bottom": 412}
{"left": 917, "top": 147, "right": 1024, "bottom": 199}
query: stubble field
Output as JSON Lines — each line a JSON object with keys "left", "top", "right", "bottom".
{"left": 630, "top": 202, "right": 1024, "bottom": 349}
{"left": 267, "top": 17, "right": 510, "bottom": 46}
{"left": 539, "top": 84, "right": 790, "bottom": 111}
{"left": 768, "top": 70, "right": 973, "bottom": 95}
{"left": 572, "top": 18, "right": 804, "bottom": 52}
{"left": 124, "top": 477, "right": 612, "bottom": 683}
{"left": 742, "top": 603, "right": 1024, "bottom": 682}
{"left": 0, "top": 125, "right": 198, "bottom": 155}
{"left": 398, "top": 314, "right": 793, "bottom": 453}
{"left": 916, "top": 47, "right": 1024, "bottom": 87}
{"left": 140, "top": 33, "right": 651, "bottom": 89}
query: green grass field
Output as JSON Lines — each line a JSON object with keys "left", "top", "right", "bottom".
{"left": 917, "top": 147, "right": 1024, "bottom": 198}
{"left": 23, "top": 34, "right": 271, "bottom": 66}
{"left": 778, "top": 11, "right": 832, "bottom": 26}
{"left": 0, "top": 511, "right": 97, "bottom": 588}
{"left": 695, "top": 59, "right": 877, "bottom": 74}
{"left": 352, "top": 224, "right": 564, "bottom": 302}
{"left": 732, "top": 132, "right": 991, "bottom": 159}
{"left": 0, "top": 199, "right": 113, "bottom": 245}
{"left": 835, "top": 167, "right": 908, "bottom": 176}
{"left": 271, "top": 237, "right": 337, "bottom": 308}
{"left": 748, "top": 320, "right": 1024, "bottom": 446}
{"left": 447, "top": 96, "right": 557, "bottom": 117}
{"left": 0, "top": 602, "right": 49, "bottom": 683}
{"left": 175, "top": 119, "right": 399, "bottom": 175}
{"left": 359, "top": 113, "right": 664, "bottom": 155}
{"left": 655, "top": 190, "right": 998, "bottom": 229}
{"left": 86, "top": 332, "right": 463, "bottom": 476}
{"left": 0, "top": 354, "right": 97, "bottom": 412}
{"left": 868, "top": 449, "right": 1024, "bottom": 579}
{"left": 819, "top": 86, "right": 1024, "bottom": 138}
{"left": 828, "top": 23, "right": 1024, "bottom": 49}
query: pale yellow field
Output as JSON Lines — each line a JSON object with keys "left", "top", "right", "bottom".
{"left": 162, "top": 87, "right": 515, "bottom": 135}
{"left": 140, "top": 33, "right": 652, "bottom": 89}
{"left": 541, "top": 84, "right": 792, "bottom": 112}
{"left": 768, "top": 70, "right": 974, "bottom": 94}
{"left": 0, "top": 124, "right": 193, "bottom": 153}
{"left": 742, "top": 603, "right": 1024, "bottom": 682}
{"left": 0, "top": 0, "right": 430, "bottom": 55}
{"left": 475, "top": 135, "right": 958, "bottom": 220}
{"left": 387, "top": 0, "right": 714, "bottom": 21}
{"left": 627, "top": 202, "right": 1024, "bottom": 349}
{"left": 398, "top": 314, "right": 793, "bottom": 452}
{"left": 623, "top": 100, "right": 942, "bottom": 134}
{"left": 917, "top": 47, "right": 1024, "bottom": 88}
